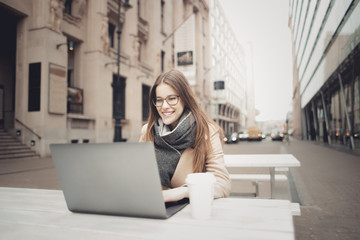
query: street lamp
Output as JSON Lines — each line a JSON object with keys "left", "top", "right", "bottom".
{"left": 113, "top": 0, "right": 132, "bottom": 142}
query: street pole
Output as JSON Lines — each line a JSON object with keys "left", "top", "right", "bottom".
{"left": 113, "top": 0, "right": 131, "bottom": 142}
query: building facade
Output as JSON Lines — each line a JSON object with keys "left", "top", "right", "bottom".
{"left": 209, "top": 0, "right": 250, "bottom": 135}
{"left": 0, "top": 0, "right": 212, "bottom": 157}
{"left": 289, "top": 0, "right": 360, "bottom": 150}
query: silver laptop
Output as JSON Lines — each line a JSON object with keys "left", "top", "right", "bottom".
{"left": 50, "top": 142, "right": 188, "bottom": 219}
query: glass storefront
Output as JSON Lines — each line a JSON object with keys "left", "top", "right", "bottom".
{"left": 303, "top": 45, "right": 360, "bottom": 150}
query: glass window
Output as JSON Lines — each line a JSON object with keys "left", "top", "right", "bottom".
{"left": 108, "top": 22, "right": 115, "bottom": 48}
{"left": 161, "top": 0, "right": 165, "bottom": 33}
{"left": 161, "top": 50, "right": 165, "bottom": 72}
{"left": 142, "top": 85, "right": 150, "bottom": 121}
{"left": 138, "top": 40, "right": 142, "bottom": 62}
{"left": 28, "top": 63, "right": 41, "bottom": 112}
{"left": 64, "top": 0, "right": 72, "bottom": 15}
{"left": 67, "top": 44, "right": 74, "bottom": 87}
{"left": 112, "top": 75, "right": 126, "bottom": 119}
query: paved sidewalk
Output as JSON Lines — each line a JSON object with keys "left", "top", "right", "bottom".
{"left": 285, "top": 139, "right": 360, "bottom": 240}
{"left": 0, "top": 138, "right": 359, "bottom": 239}
{"left": 0, "top": 157, "right": 61, "bottom": 190}
{"left": 224, "top": 138, "right": 360, "bottom": 240}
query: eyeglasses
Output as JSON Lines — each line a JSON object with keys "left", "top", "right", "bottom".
{"left": 153, "top": 95, "right": 180, "bottom": 107}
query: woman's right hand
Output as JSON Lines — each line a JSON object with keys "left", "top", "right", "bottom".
{"left": 162, "top": 187, "right": 189, "bottom": 202}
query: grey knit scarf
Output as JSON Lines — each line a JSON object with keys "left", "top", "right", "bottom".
{"left": 154, "top": 111, "right": 196, "bottom": 188}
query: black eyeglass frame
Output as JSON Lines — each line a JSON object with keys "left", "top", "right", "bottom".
{"left": 152, "top": 95, "right": 180, "bottom": 107}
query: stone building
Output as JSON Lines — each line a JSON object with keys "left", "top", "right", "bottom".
{"left": 209, "top": 0, "right": 250, "bottom": 135}
{"left": 0, "top": 0, "right": 212, "bottom": 157}
{"left": 289, "top": 1, "right": 360, "bottom": 150}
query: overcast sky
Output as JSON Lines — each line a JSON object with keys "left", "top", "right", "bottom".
{"left": 220, "top": 0, "right": 293, "bottom": 122}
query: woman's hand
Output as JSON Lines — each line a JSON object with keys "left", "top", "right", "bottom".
{"left": 162, "top": 187, "right": 189, "bottom": 202}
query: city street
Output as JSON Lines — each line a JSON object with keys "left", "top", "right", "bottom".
{"left": 0, "top": 138, "right": 360, "bottom": 239}
{"left": 224, "top": 138, "right": 360, "bottom": 240}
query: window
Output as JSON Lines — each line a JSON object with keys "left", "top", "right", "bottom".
{"left": 67, "top": 45, "right": 74, "bottom": 87}
{"left": 108, "top": 22, "right": 115, "bottom": 48}
{"left": 161, "top": 0, "right": 165, "bottom": 33}
{"left": 137, "top": 0, "right": 145, "bottom": 19}
{"left": 161, "top": 51, "right": 165, "bottom": 72}
{"left": 137, "top": 0, "right": 140, "bottom": 17}
{"left": 28, "top": 63, "right": 41, "bottom": 112}
{"left": 64, "top": 0, "right": 72, "bottom": 15}
{"left": 138, "top": 40, "right": 142, "bottom": 62}
{"left": 142, "top": 85, "right": 150, "bottom": 121}
{"left": 112, "top": 75, "right": 126, "bottom": 119}
{"left": 202, "top": 17, "right": 206, "bottom": 36}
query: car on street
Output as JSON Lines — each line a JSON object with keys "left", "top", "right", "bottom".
{"left": 261, "top": 133, "right": 266, "bottom": 139}
{"left": 224, "top": 132, "right": 239, "bottom": 144}
{"left": 238, "top": 130, "right": 248, "bottom": 141}
{"left": 271, "top": 129, "right": 284, "bottom": 141}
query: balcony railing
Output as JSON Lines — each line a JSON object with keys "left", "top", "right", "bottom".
{"left": 67, "top": 86, "right": 83, "bottom": 114}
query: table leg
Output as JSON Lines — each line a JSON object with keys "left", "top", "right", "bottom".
{"left": 270, "top": 167, "right": 275, "bottom": 199}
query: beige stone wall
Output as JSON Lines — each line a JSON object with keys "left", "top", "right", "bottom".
{"left": 1, "top": 0, "right": 212, "bottom": 157}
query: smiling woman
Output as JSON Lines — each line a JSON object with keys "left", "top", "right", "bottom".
{"left": 139, "top": 69, "right": 231, "bottom": 203}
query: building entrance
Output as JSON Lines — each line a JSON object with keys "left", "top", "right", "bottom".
{"left": 0, "top": 5, "right": 18, "bottom": 130}
{"left": 0, "top": 86, "right": 3, "bottom": 128}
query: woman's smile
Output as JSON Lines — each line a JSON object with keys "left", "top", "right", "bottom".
{"left": 162, "top": 111, "right": 174, "bottom": 116}
{"left": 160, "top": 109, "right": 177, "bottom": 123}
{"left": 155, "top": 83, "right": 185, "bottom": 129}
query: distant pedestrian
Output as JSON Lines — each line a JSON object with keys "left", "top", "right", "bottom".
{"left": 284, "top": 133, "right": 290, "bottom": 145}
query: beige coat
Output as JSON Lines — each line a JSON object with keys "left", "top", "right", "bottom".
{"left": 139, "top": 123, "right": 231, "bottom": 198}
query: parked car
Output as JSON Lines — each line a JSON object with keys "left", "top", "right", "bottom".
{"left": 238, "top": 130, "right": 248, "bottom": 141}
{"left": 261, "top": 132, "right": 266, "bottom": 139}
{"left": 354, "top": 132, "right": 360, "bottom": 139}
{"left": 224, "top": 132, "right": 239, "bottom": 144}
{"left": 271, "top": 129, "right": 284, "bottom": 141}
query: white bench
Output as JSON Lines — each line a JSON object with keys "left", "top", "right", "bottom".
{"left": 275, "top": 167, "right": 289, "bottom": 172}
{"left": 230, "top": 174, "right": 288, "bottom": 197}
{"left": 230, "top": 173, "right": 301, "bottom": 216}
{"left": 291, "top": 202, "right": 301, "bottom": 216}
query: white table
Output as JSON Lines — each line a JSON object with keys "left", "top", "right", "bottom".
{"left": 224, "top": 154, "right": 301, "bottom": 198}
{"left": 0, "top": 187, "right": 295, "bottom": 240}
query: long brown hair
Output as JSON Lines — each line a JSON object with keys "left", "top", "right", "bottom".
{"left": 144, "top": 69, "right": 223, "bottom": 172}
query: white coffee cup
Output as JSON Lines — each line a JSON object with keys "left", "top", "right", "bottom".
{"left": 185, "top": 173, "right": 216, "bottom": 219}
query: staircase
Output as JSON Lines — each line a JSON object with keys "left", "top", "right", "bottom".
{"left": 0, "top": 129, "right": 40, "bottom": 160}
